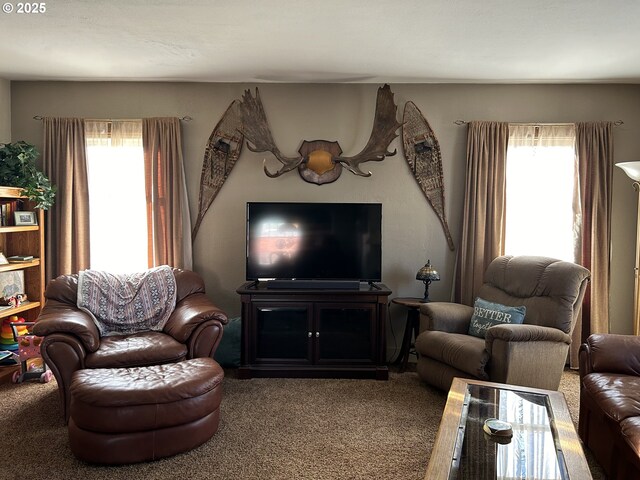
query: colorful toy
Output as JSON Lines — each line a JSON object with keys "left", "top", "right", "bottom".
{"left": 0, "top": 294, "right": 27, "bottom": 308}
{"left": 1, "top": 315, "right": 27, "bottom": 354}
{"left": 9, "top": 321, "right": 52, "bottom": 383}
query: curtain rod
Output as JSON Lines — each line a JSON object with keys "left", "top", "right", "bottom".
{"left": 33, "top": 115, "right": 193, "bottom": 122}
{"left": 453, "top": 119, "right": 624, "bottom": 126}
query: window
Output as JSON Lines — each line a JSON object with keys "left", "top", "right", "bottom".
{"left": 84, "top": 121, "right": 148, "bottom": 272}
{"left": 505, "top": 125, "right": 578, "bottom": 262}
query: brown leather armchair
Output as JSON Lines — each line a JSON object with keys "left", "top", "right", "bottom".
{"left": 579, "top": 334, "right": 640, "bottom": 480}
{"left": 33, "top": 268, "right": 228, "bottom": 423}
{"left": 415, "top": 256, "right": 590, "bottom": 391}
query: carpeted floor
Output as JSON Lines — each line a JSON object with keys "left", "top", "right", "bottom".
{"left": 0, "top": 368, "right": 604, "bottom": 480}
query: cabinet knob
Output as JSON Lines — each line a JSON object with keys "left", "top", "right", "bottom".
{"left": 315, "top": 332, "right": 320, "bottom": 338}
{"left": 308, "top": 332, "right": 312, "bottom": 338}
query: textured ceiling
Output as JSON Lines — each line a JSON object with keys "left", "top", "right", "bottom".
{"left": 1, "top": 0, "right": 639, "bottom": 83}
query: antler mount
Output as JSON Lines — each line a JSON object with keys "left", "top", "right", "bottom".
{"left": 238, "top": 84, "right": 401, "bottom": 185}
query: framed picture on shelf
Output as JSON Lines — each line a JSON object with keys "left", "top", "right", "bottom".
{"left": 14, "top": 211, "right": 37, "bottom": 226}
{"left": 0, "top": 270, "right": 24, "bottom": 298}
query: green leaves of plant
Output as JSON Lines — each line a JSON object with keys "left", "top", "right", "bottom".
{"left": 0, "top": 141, "right": 56, "bottom": 209}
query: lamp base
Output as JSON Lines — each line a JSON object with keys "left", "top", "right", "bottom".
{"left": 420, "top": 280, "right": 432, "bottom": 303}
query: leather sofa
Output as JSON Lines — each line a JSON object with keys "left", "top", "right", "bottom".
{"left": 33, "top": 268, "right": 228, "bottom": 423}
{"left": 579, "top": 333, "right": 640, "bottom": 480}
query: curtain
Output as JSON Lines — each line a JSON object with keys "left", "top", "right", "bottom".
{"left": 85, "top": 120, "right": 142, "bottom": 147}
{"left": 142, "top": 117, "right": 193, "bottom": 269}
{"left": 455, "top": 121, "right": 509, "bottom": 305}
{"left": 572, "top": 122, "right": 613, "bottom": 366}
{"left": 508, "top": 124, "right": 576, "bottom": 147}
{"left": 42, "top": 118, "right": 90, "bottom": 281}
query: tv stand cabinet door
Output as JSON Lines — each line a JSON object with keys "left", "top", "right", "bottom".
{"left": 314, "top": 303, "right": 377, "bottom": 365}
{"left": 250, "top": 302, "right": 313, "bottom": 365}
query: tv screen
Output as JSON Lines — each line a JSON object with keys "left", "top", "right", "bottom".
{"left": 246, "top": 202, "right": 382, "bottom": 282}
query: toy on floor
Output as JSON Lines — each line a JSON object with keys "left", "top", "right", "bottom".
{"left": 9, "top": 320, "right": 52, "bottom": 384}
{"left": 1, "top": 315, "right": 26, "bottom": 355}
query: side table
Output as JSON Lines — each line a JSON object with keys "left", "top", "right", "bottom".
{"left": 392, "top": 297, "right": 423, "bottom": 372}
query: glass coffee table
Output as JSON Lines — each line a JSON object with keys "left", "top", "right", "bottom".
{"left": 425, "top": 378, "right": 592, "bottom": 479}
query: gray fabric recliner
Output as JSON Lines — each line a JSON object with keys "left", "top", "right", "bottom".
{"left": 415, "top": 255, "right": 590, "bottom": 391}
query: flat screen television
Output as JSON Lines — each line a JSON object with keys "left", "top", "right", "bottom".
{"left": 246, "top": 202, "right": 382, "bottom": 283}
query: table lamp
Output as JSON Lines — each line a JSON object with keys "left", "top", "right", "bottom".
{"left": 416, "top": 259, "right": 440, "bottom": 303}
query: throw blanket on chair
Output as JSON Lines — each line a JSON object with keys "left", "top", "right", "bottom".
{"left": 77, "top": 265, "right": 177, "bottom": 336}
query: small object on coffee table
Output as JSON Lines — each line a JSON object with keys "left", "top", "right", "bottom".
{"left": 483, "top": 418, "right": 513, "bottom": 438}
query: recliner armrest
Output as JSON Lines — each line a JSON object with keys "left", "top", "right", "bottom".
{"left": 419, "top": 302, "right": 473, "bottom": 334}
{"left": 164, "top": 293, "right": 228, "bottom": 343}
{"left": 486, "top": 324, "right": 571, "bottom": 390}
{"left": 580, "top": 333, "right": 640, "bottom": 377}
{"left": 485, "top": 323, "right": 570, "bottom": 346}
{"left": 33, "top": 300, "right": 100, "bottom": 353}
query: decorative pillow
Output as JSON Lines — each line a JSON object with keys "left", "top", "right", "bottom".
{"left": 468, "top": 298, "right": 526, "bottom": 338}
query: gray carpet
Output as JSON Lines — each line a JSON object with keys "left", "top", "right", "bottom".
{"left": 0, "top": 368, "right": 603, "bottom": 479}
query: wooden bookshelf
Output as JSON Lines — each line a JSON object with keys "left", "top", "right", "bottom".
{"left": 0, "top": 186, "right": 45, "bottom": 322}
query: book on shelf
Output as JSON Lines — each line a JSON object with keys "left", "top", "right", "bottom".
{"left": 0, "top": 199, "right": 22, "bottom": 227}
{"left": 7, "top": 255, "right": 35, "bottom": 263}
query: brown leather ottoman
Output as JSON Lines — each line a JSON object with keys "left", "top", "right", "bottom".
{"left": 68, "top": 357, "right": 224, "bottom": 464}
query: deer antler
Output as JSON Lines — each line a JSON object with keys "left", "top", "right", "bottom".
{"left": 335, "top": 84, "right": 402, "bottom": 177}
{"left": 238, "top": 88, "right": 303, "bottom": 177}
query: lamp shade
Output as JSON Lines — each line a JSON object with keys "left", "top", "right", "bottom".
{"left": 416, "top": 260, "right": 440, "bottom": 282}
{"left": 416, "top": 259, "right": 440, "bottom": 303}
{"left": 617, "top": 161, "right": 640, "bottom": 181}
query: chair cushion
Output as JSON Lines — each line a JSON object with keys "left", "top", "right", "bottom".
{"left": 415, "top": 330, "right": 489, "bottom": 379}
{"left": 582, "top": 372, "right": 640, "bottom": 422}
{"left": 468, "top": 297, "right": 526, "bottom": 338}
{"left": 85, "top": 331, "right": 187, "bottom": 369}
{"left": 70, "top": 358, "right": 223, "bottom": 433}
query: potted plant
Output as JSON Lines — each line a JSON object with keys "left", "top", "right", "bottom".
{"left": 0, "top": 140, "right": 55, "bottom": 209}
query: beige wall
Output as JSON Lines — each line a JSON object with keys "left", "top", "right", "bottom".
{"left": 10, "top": 82, "right": 640, "bottom": 354}
{"left": 0, "top": 79, "right": 10, "bottom": 142}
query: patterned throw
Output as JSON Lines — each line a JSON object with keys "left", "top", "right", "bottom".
{"left": 77, "top": 265, "right": 177, "bottom": 337}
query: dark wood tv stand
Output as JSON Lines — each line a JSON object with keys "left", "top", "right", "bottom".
{"left": 236, "top": 282, "right": 392, "bottom": 380}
